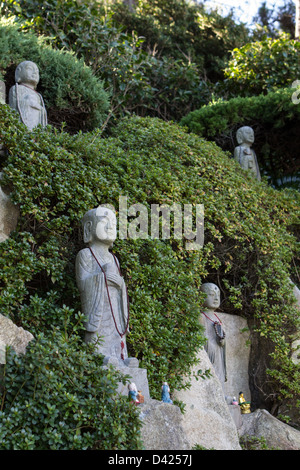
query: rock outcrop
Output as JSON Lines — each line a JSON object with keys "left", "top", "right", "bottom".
{"left": 0, "top": 183, "right": 19, "bottom": 243}
{"left": 0, "top": 314, "right": 34, "bottom": 359}
{"left": 139, "top": 399, "right": 190, "bottom": 450}
{"left": 239, "top": 409, "right": 300, "bottom": 450}
{"left": 174, "top": 347, "right": 242, "bottom": 450}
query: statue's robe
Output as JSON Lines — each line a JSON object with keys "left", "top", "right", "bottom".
{"left": 234, "top": 145, "right": 261, "bottom": 181}
{"left": 9, "top": 83, "right": 47, "bottom": 130}
{"left": 202, "top": 315, "right": 227, "bottom": 389}
{"left": 76, "top": 248, "right": 129, "bottom": 361}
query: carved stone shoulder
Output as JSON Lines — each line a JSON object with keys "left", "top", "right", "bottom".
{"left": 76, "top": 247, "right": 96, "bottom": 274}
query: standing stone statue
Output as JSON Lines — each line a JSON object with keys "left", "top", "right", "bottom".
{"left": 234, "top": 126, "right": 261, "bottom": 181}
{"left": 76, "top": 206, "right": 132, "bottom": 367}
{"left": 9, "top": 61, "right": 47, "bottom": 130}
{"left": 200, "top": 283, "right": 227, "bottom": 389}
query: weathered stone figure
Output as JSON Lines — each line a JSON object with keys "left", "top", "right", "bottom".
{"left": 200, "top": 283, "right": 227, "bottom": 389}
{"left": 234, "top": 126, "right": 261, "bottom": 180}
{"left": 9, "top": 61, "right": 47, "bottom": 130}
{"left": 76, "top": 206, "right": 130, "bottom": 366}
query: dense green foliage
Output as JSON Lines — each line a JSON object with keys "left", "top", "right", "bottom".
{"left": 223, "top": 34, "right": 300, "bottom": 97}
{"left": 180, "top": 87, "right": 300, "bottom": 188}
{"left": 0, "top": 0, "right": 299, "bottom": 450}
{"left": 0, "top": 0, "right": 250, "bottom": 123}
{"left": 0, "top": 106, "right": 299, "bottom": 438}
{"left": 0, "top": 330, "right": 142, "bottom": 450}
{"left": 0, "top": 18, "right": 109, "bottom": 132}
{"left": 112, "top": 0, "right": 250, "bottom": 81}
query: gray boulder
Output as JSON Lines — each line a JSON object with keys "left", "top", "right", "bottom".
{"left": 0, "top": 313, "right": 33, "bottom": 359}
{"left": 139, "top": 399, "right": 190, "bottom": 450}
{"left": 239, "top": 408, "right": 300, "bottom": 450}
{"left": 173, "top": 348, "right": 242, "bottom": 450}
{"left": 0, "top": 184, "right": 19, "bottom": 243}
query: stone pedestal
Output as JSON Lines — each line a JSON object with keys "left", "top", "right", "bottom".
{"left": 103, "top": 357, "right": 150, "bottom": 399}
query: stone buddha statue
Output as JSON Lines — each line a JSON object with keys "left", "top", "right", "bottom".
{"left": 200, "top": 283, "right": 227, "bottom": 389}
{"left": 234, "top": 126, "right": 261, "bottom": 181}
{"left": 9, "top": 61, "right": 47, "bottom": 130}
{"left": 76, "top": 206, "right": 131, "bottom": 367}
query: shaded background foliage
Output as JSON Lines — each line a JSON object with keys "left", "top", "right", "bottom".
{"left": 180, "top": 88, "right": 300, "bottom": 189}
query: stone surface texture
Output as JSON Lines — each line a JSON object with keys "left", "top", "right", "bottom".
{"left": 139, "top": 399, "right": 190, "bottom": 450}
{"left": 174, "top": 347, "right": 242, "bottom": 450}
{"left": 105, "top": 359, "right": 150, "bottom": 399}
{"left": 239, "top": 409, "right": 300, "bottom": 450}
{"left": 0, "top": 184, "right": 19, "bottom": 242}
{"left": 219, "top": 312, "right": 251, "bottom": 400}
{"left": 0, "top": 313, "right": 34, "bottom": 359}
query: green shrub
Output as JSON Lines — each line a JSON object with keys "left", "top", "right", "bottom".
{"left": 180, "top": 88, "right": 300, "bottom": 188}
{"left": 0, "top": 330, "right": 142, "bottom": 450}
{"left": 223, "top": 34, "right": 300, "bottom": 97}
{"left": 0, "top": 0, "right": 248, "bottom": 123}
{"left": 0, "top": 18, "right": 109, "bottom": 132}
{"left": 0, "top": 106, "right": 299, "bottom": 417}
{"left": 112, "top": 0, "right": 250, "bottom": 81}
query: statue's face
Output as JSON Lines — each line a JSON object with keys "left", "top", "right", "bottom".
{"left": 94, "top": 207, "right": 117, "bottom": 244}
{"left": 202, "top": 284, "right": 220, "bottom": 310}
{"left": 241, "top": 127, "right": 254, "bottom": 145}
{"left": 17, "top": 61, "right": 39, "bottom": 87}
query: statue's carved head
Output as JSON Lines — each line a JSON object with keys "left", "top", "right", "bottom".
{"left": 200, "top": 282, "right": 220, "bottom": 310}
{"left": 236, "top": 126, "right": 254, "bottom": 145}
{"left": 82, "top": 205, "right": 116, "bottom": 246}
{"left": 15, "top": 61, "right": 40, "bottom": 89}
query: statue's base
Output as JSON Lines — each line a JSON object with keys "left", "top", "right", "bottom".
{"left": 102, "top": 356, "right": 150, "bottom": 399}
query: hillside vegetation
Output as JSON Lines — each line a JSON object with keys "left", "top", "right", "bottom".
{"left": 0, "top": 104, "right": 299, "bottom": 447}
{"left": 0, "top": 0, "right": 299, "bottom": 450}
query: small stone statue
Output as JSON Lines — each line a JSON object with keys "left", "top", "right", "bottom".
{"left": 128, "top": 382, "right": 139, "bottom": 403}
{"left": 161, "top": 382, "right": 173, "bottom": 404}
{"left": 239, "top": 391, "right": 251, "bottom": 414}
{"left": 234, "top": 126, "right": 261, "bottom": 180}
{"left": 9, "top": 61, "right": 47, "bottom": 130}
{"left": 76, "top": 206, "right": 131, "bottom": 367}
{"left": 200, "top": 283, "right": 227, "bottom": 389}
